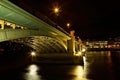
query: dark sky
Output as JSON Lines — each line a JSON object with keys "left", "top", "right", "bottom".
{"left": 9, "top": 0, "right": 120, "bottom": 40}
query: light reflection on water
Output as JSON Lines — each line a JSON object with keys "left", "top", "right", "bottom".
{"left": 23, "top": 64, "right": 88, "bottom": 80}
{"left": 22, "top": 56, "right": 90, "bottom": 80}
{"left": 68, "top": 56, "right": 90, "bottom": 80}
{"left": 1, "top": 51, "right": 120, "bottom": 80}
{"left": 24, "top": 64, "right": 42, "bottom": 80}
{"left": 71, "top": 65, "right": 89, "bottom": 80}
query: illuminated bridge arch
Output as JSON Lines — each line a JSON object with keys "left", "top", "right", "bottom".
{"left": 0, "top": 0, "right": 71, "bottom": 54}
{"left": 11, "top": 36, "right": 67, "bottom": 53}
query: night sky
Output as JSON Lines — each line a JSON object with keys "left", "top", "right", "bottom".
{"left": 9, "top": 0, "right": 120, "bottom": 40}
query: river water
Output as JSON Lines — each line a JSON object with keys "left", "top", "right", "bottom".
{"left": 0, "top": 51, "right": 120, "bottom": 80}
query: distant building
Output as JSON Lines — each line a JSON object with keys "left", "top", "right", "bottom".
{"left": 84, "top": 40, "right": 120, "bottom": 50}
{"left": 85, "top": 41, "right": 108, "bottom": 48}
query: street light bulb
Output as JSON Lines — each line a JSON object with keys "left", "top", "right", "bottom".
{"left": 54, "top": 7, "right": 59, "bottom": 13}
{"left": 67, "top": 23, "right": 70, "bottom": 29}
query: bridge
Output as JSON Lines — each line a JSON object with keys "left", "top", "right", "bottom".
{"left": 0, "top": 0, "right": 85, "bottom": 64}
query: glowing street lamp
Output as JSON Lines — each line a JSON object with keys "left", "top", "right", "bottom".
{"left": 54, "top": 7, "right": 59, "bottom": 13}
{"left": 53, "top": 7, "right": 60, "bottom": 16}
{"left": 67, "top": 23, "right": 70, "bottom": 29}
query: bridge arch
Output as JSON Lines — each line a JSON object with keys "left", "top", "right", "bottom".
{"left": 10, "top": 36, "right": 67, "bottom": 54}
{"left": 0, "top": 0, "right": 81, "bottom": 54}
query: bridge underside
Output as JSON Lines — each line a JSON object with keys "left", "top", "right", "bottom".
{"left": 0, "top": 29, "right": 67, "bottom": 54}
{"left": 10, "top": 36, "right": 67, "bottom": 54}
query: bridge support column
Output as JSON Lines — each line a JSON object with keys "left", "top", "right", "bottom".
{"left": 67, "top": 30, "right": 75, "bottom": 54}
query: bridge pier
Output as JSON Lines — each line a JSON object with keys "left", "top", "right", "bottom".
{"left": 67, "top": 30, "right": 76, "bottom": 54}
{"left": 32, "top": 53, "right": 83, "bottom": 65}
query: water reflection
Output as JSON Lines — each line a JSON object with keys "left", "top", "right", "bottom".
{"left": 73, "top": 66, "right": 84, "bottom": 78}
{"left": 68, "top": 56, "right": 90, "bottom": 80}
{"left": 4, "top": 51, "right": 119, "bottom": 80}
{"left": 83, "top": 56, "right": 90, "bottom": 79}
{"left": 107, "top": 51, "right": 112, "bottom": 64}
{"left": 72, "top": 65, "right": 88, "bottom": 80}
{"left": 24, "top": 64, "right": 42, "bottom": 80}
